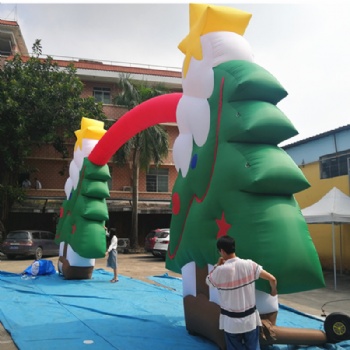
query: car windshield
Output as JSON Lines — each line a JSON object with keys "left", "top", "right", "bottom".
{"left": 146, "top": 231, "right": 157, "bottom": 238}
{"left": 147, "top": 230, "right": 166, "bottom": 239}
{"left": 7, "top": 232, "right": 29, "bottom": 239}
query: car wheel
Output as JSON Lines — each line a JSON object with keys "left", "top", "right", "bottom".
{"left": 35, "top": 247, "right": 43, "bottom": 260}
{"left": 324, "top": 312, "right": 350, "bottom": 342}
{"left": 6, "top": 254, "right": 16, "bottom": 260}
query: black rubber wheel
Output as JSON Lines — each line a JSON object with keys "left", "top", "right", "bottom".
{"left": 324, "top": 312, "right": 350, "bottom": 342}
{"left": 35, "top": 247, "right": 43, "bottom": 260}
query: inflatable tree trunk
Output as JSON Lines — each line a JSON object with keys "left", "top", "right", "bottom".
{"left": 166, "top": 60, "right": 326, "bottom": 346}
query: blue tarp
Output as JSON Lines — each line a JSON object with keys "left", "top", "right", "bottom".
{"left": 0, "top": 269, "right": 349, "bottom": 350}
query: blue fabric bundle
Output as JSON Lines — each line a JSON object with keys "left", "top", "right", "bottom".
{"left": 23, "top": 259, "right": 56, "bottom": 276}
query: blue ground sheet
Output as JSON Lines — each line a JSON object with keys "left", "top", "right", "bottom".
{"left": 0, "top": 269, "right": 349, "bottom": 350}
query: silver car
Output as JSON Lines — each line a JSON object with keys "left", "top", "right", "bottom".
{"left": 1, "top": 230, "right": 59, "bottom": 260}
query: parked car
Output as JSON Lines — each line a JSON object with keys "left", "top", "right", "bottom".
{"left": 144, "top": 228, "right": 169, "bottom": 254}
{"left": 1, "top": 230, "right": 59, "bottom": 260}
{"left": 152, "top": 230, "right": 170, "bottom": 260}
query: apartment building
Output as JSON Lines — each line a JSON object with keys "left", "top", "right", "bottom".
{"left": 0, "top": 18, "right": 28, "bottom": 57}
{"left": 1, "top": 19, "right": 182, "bottom": 243}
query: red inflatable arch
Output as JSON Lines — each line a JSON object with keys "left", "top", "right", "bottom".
{"left": 89, "top": 93, "right": 182, "bottom": 166}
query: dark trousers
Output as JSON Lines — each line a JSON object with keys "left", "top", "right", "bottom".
{"left": 224, "top": 327, "right": 260, "bottom": 350}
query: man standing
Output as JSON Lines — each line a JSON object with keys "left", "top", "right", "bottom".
{"left": 206, "top": 235, "right": 277, "bottom": 350}
{"left": 35, "top": 178, "right": 42, "bottom": 189}
{"left": 22, "top": 178, "right": 31, "bottom": 188}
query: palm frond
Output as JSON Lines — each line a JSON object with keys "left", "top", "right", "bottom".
{"left": 114, "top": 73, "right": 140, "bottom": 109}
{"left": 138, "top": 125, "right": 168, "bottom": 169}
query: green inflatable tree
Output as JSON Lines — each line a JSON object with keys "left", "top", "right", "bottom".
{"left": 166, "top": 60, "right": 324, "bottom": 294}
{"left": 55, "top": 157, "right": 110, "bottom": 259}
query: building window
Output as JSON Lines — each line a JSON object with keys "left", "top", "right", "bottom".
{"left": 93, "top": 87, "right": 111, "bottom": 104}
{"left": 320, "top": 150, "right": 350, "bottom": 179}
{"left": 146, "top": 168, "right": 168, "bottom": 192}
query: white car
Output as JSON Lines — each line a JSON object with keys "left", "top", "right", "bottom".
{"left": 152, "top": 230, "right": 170, "bottom": 260}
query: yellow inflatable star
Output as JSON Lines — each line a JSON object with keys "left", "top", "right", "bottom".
{"left": 74, "top": 117, "right": 106, "bottom": 151}
{"left": 179, "top": 3, "right": 252, "bottom": 77}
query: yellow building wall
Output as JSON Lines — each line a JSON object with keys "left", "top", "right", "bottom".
{"left": 294, "top": 161, "right": 350, "bottom": 273}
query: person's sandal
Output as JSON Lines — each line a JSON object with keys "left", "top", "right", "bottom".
{"left": 110, "top": 279, "right": 119, "bottom": 283}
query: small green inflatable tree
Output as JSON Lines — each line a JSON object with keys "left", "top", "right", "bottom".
{"left": 55, "top": 157, "right": 110, "bottom": 258}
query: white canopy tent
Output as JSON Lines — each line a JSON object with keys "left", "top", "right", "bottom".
{"left": 302, "top": 187, "right": 350, "bottom": 290}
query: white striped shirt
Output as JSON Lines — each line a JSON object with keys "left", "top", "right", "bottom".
{"left": 206, "top": 257, "right": 262, "bottom": 334}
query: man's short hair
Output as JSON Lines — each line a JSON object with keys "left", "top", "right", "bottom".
{"left": 217, "top": 235, "right": 235, "bottom": 254}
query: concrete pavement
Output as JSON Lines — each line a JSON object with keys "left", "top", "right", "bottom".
{"left": 278, "top": 270, "right": 350, "bottom": 318}
{"left": 0, "top": 253, "right": 350, "bottom": 349}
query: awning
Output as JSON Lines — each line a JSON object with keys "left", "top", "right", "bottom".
{"left": 10, "top": 199, "right": 63, "bottom": 214}
{"left": 107, "top": 199, "right": 171, "bottom": 214}
{"left": 11, "top": 198, "right": 171, "bottom": 214}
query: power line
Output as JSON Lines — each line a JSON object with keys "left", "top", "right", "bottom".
{"left": 0, "top": 4, "right": 17, "bottom": 21}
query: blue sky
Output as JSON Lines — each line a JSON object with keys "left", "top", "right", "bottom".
{"left": 1, "top": 1, "right": 350, "bottom": 146}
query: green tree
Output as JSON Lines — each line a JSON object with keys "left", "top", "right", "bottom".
{"left": 114, "top": 73, "right": 169, "bottom": 248}
{"left": 0, "top": 40, "right": 106, "bottom": 229}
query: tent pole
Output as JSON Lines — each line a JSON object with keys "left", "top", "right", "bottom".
{"left": 332, "top": 223, "right": 337, "bottom": 290}
{"left": 340, "top": 225, "right": 343, "bottom": 275}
